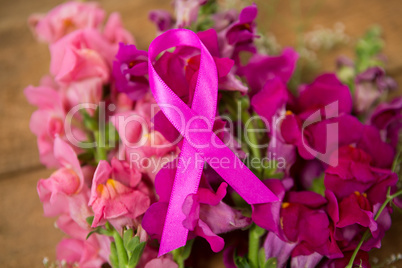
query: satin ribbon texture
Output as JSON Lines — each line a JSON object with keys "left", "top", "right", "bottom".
{"left": 148, "top": 28, "right": 279, "bottom": 256}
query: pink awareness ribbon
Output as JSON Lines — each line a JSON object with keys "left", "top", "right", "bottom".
{"left": 148, "top": 29, "right": 279, "bottom": 256}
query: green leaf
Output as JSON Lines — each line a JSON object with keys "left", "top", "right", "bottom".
{"left": 123, "top": 229, "right": 134, "bottom": 249}
{"left": 309, "top": 175, "right": 325, "bottom": 196}
{"left": 126, "top": 236, "right": 140, "bottom": 253}
{"left": 128, "top": 241, "right": 146, "bottom": 267}
{"left": 110, "top": 242, "right": 119, "bottom": 268}
{"left": 234, "top": 255, "right": 251, "bottom": 268}
{"left": 264, "top": 257, "right": 277, "bottom": 268}
{"left": 86, "top": 216, "right": 94, "bottom": 226}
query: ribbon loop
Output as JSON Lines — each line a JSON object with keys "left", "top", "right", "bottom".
{"left": 148, "top": 29, "right": 278, "bottom": 256}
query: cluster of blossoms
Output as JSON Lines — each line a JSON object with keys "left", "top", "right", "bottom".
{"left": 26, "top": 1, "right": 401, "bottom": 268}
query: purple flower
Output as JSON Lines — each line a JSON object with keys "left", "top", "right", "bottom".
{"left": 142, "top": 160, "right": 251, "bottom": 252}
{"left": 112, "top": 43, "right": 149, "bottom": 100}
{"left": 354, "top": 67, "right": 397, "bottom": 113}
{"left": 263, "top": 232, "right": 296, "bottom": 268}
{"left": 290, "top": 252, "right": 323, "bottom": 268}
{"left": 148, "top": 10, "right": 174, "bottom": 33}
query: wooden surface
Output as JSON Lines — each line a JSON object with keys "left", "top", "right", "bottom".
{"left": 0, "top": 0, "right": 401, "bottom": 267}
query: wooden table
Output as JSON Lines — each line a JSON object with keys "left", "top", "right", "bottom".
{"left": 0, "top": 0, "right": 401, "bottom": 267}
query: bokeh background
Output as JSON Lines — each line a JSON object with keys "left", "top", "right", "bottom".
{"left": 0, "top": 0, "right": 401, "bottom": 267}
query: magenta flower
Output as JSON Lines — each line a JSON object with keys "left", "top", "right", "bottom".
{"left": 88, "top": 158, "right": 151, "bottom": 229}
{"left": 324, "top": 146, "right": 397, "bottom": 254}
{"left": 112, "top": 43, "right": 149, "bottom": 100}
{"left": 251, "top": 76, "right": 289, "bottom": 123}
{"left": 28, "top": 1, "right": 105, "bottom": 43}
{"left": 320, "top": 251, "right": 371, "bottom": 268}
{"left": 237, "top": 48, "right": 298, "bottom": 95}
{"left": 252, "top": 179, "right": 334, "bottom": 258}
{"left": 277, "top": 74, "right": 364, "bottom": 161}
{"left": 356, "top": 125, "right": 395, "bottom": 169}
{"left": 326, "top": 190, "right": 392, "bottom": 254}
{"left": 142, "top": 161, "right": 251, "bottom": 252}
{"left": 370, "top": 97, "right": 402, "bottom": 148}
{"left": 219, "top": 4, "right": 259, "bottom": 64}
{"left": 225, "top": 4, "right": 258, "bottom": 46}
{"left": 324, "top": 146, "right": 398, "bottom": 203}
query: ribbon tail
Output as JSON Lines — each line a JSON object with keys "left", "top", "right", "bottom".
{"left": 158, "top": 141, "right": 204, "bottom": 256}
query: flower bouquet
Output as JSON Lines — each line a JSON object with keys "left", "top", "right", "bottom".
{"left": 25, "top": 1, "right": 401, "bottom": 268}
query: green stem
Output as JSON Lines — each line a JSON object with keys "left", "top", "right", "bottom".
{"left": 94, "top": 130, "right": 107, "bottom": 162}
{"left": 346, "top": 189, "right": 402, "bottom": 268}
{"left": 248, "top": 224, "right": 265, "bottom": 268}
{"left": 242, "top": 110, "right": 261, "bottom": 160}
{"left": 113, "top": 231, "right": 128, "bottom": 268}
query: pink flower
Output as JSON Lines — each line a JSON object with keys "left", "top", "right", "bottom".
{"left": 110, "top": 109, "right": 178, "bottom": 181}
{"left": 29, "top": 1, "right": 105, "bottom": 43}
{"left": 103, "top": 12, "right": 135, "bottom": 45}
{"left": 174, "top": 0, "right": 207, "bottom": 28}
{"left": 50, "top": 29, "right": 116, "bottom": 84}
{"left": 56, "top": 235, "right": 109, "bottom": 268}
{"left": 64, "top": 77, "right": 103, "bottom": 108}
{"left": 88, "top": 158, "right": 151, "bottom": 229}
{"left": 25, "top": 80, "right": 86, "bottom": 167}
{"left": 144, "top": 257, "right": 178, "bottom": 268}
{"left": 37, "top": 137, "right": 90, "bottom": 221}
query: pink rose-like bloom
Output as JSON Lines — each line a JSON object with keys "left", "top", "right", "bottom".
{"left": 50, "top": 29, "right": 117, "bottom": 84}
{"left": 89, "top": 158, "right": 151, "bottom": 229}
{"left": 29, "top": 1, "right": 105, "bottom": 43}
